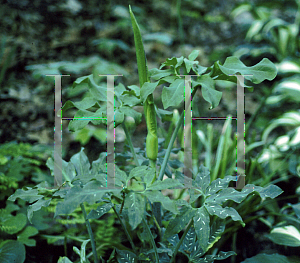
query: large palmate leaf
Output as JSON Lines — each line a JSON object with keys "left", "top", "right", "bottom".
{"left": 55, "top": 181, "right": 120, "bottom": 216}
{"left": 210, "top": 56, "right": 277, "bottom": 85}
{"left": 163, "top": 206, "right": 197, "bottom": 240}
{"left": 124, "top": 192, "right": 145, "bottom": 230}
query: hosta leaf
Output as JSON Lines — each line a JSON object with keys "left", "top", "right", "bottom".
{"left": 116, "top": 249, "right": 137, "bottom": 263}
{"left": 17, "top": 226, "right": 38, "bottom": 247}
{"left": 87, "top": 203, "right": 114, "bottom": 220}
{"left": 144, "top": 191, "right": 178, "bottom": 214}
{"left": 162, "top": 79, "right": 184, "bottom": 109}
{"left": 194, "top": 207, "right": 210, "bottom": 252}
{"left": 0, "top": 240, "right": 25, "bottom": 263}
{"left": 267, "top": 225, "right": 300, "bottom": 247}
{"left": 0, "top": 213, "right": 27, "bottom": 235}
{"left": 124, "top": 192, "right": 145, "bottom": 230}
{"left": 241, "top": 253, "right": 293, "bottom": 263}
{"left": 163, "top": 206, "right": 197, "bottom": 240}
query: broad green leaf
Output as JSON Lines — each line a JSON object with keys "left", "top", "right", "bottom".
{"left": 204, "top": 205, "right": 244, "bottom": 224}
{"left": 140, "top": 81, "right": 159, "bottom": 102}
{"left": 0, "top": 213, "right": 27, "bottom": 235}
{"left": 188, "top": 50, "right": 200, "bottom": 61}
{"left": 192, "top": 64, "right": 207, "bottom": 75}
{"left": 241, "top": 253, "right": 294, "bottom": 263}
{"left": 184, "top": 58, "right": 198, "bottom": 73}
{"left": 205, "top": 176, "right": 237, "bottom": 196}
{"left": 215, "top": 56, "right": 277, "bottom": 84}
{"left": 273, "top": 78, "right": 300, "bottom": 102}
{"left": 193, "top": 207, "right": 210, "bottom": 252}
{"left": 0, "top": 240, "right": 25, "bottom": 263}
{"left": 27, "top": 198, "right": 51, "bottom": 223}
{"left": 116, "top": 248, "right": 138, "bottom": 263}
{"left": 127, "top": 85, "right": 140, "bottom": 96}
{"left": 62, "top": 95, "right": 97, "bottom": 116}
{"left": 193, "top": 164, "right": 211, "bottom": 193}
{"left": 291, "top": 203, "right": 300, "bottom": 218}
{"left": 262, "top": 111, "right": 300, "bottom": 142}
{"left": 55, "top": 181, "right": 120, "bottom": 216}
{"left": 46, "top": 157, "right": 76, "bottom": 183}
{"left": 73, "top": 74, "right": 107, "bottom": 101}
{"left": 194, "top": 251, "right": 236, "bottom": 263}
{"left": 119, "top": 106, "right": 142, "bottom": 124}
{"left": 267, "top": 225, "right": 300, "bottom": 247}
{"left": 146, "top": 178, "right": 182, "bottom": 191}
{"left": 124, "top": 192, "right": 145, "bottom": 230}
{"left": 87, "top": 203, "right": 113, "bottom": 220}
{"left": 129, "top": 166, "right": 153, "bottom": 185}
{"left": 115, "top": 165, "right": 128, "bottom": 187}
{"left": 189, "top": 241, "right": 205, "bottom": 261}
{"left": 70, "top": 148, "right": 90, "bottom": 177}
{"left": 180, "top": 225, "right": 196, "bottom": 253}
{"left": 120, "top": 92, "right": 141, "bottom": 107}
{"left": 163, "top": 207, "right": 197, "bottom": 240}
{"left": 17, "top": 226, "right": 38, "bottom": 247}
{"left": 148, "top": 68, "right": 173, "bottom": 80}
{"left": 145, "top": 191, "right": 178, "bottom": 214}
{"left": 115, "top": 109, "right": 125, "bottom": 125}
{"left": 143, "top": 168, "right": 156, "bottom": 187}
{"left": 8, "top": 189, "right": 43, "bottom": 203}
{"left": 206, "top": 218, "right": 225, "bottom": 251}
{"left": 68, "top": 108, "right": 104, "bottom": 132}
{"left": 193, "top": 75, "right": 222, "bottom": 109}
{"left": 205, "top": 187, "right": 252, "bottom": 206}
{"left": 162, "top": 79, "right": 184, "bottom": 109}
{"left": 115, "top": 83, "right": 127, "bottom": 97}
{"left": 160, "top": 56, "right": 184, "bottom": 70}
{"left": 57, "top": 257, "right": 73, "bottom": 263}
{"left": 246, "top": 184, "right": 283, "bottom": 199}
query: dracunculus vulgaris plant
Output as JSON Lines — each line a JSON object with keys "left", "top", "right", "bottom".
{"left": 6, "top": 5, "right": 283, "bottom": 263}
